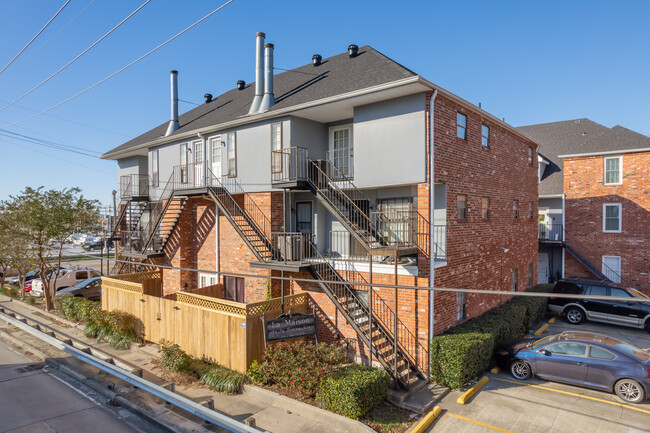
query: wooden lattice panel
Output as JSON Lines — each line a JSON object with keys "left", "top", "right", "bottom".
{"left": 112, "top": 270, "right": 162, "bottom": 283}
{"left": 246, "top": 293, "right": 307, "bottom": 318}
{"left": 101, "top": 277, "right": 143, "bottom": 294}
{"left": 176, "top": 292, "right": 246, "bottom": 316}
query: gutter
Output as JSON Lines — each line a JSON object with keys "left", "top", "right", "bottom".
{"left": 558, "top": 147, "right": 650, "bottom": 158}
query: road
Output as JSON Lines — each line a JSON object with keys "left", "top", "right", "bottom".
{"left": 0, "top": 337, "right": 140, "bottom": 433}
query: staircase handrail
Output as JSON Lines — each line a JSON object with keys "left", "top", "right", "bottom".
{"left": 563, "top": 227, "right": 627, "bottom": 286}
{"left": 138, "top": 172, "right": 176, "bottom": 254}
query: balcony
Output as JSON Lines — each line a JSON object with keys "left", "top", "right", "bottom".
{"left": 271, "top": 147, "right": 310, "bottom": 189}
{"left": 539, "top": 223, "right": 563, "bottom": 243}
{"left": 250, "top": 232, "right": 315, "bottom": 272}
{"left": 120, "top": 174, "right": 149, "bottom": 201}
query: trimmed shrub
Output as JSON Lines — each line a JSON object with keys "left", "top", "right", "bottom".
{"left": 317, "top": 365, "right": 389, "bottom": 419}
{"left": 429, "top": 332, "right": 494, "bottom": 388}
{"left": 246, "top": 360, "right": 268, "bottom": 383}
{"left": 159, "top": 343, "right": 192, "bottom": 373}
{"left": 201, "top": 365, "right": 250, "bottom": 394}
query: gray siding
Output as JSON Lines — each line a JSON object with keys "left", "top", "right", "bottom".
{"left": 539, "top": 197, "right": 563, "bottom": 226}
{"left": 117, "top": 156, "right": 148, "bottom": 178}
{"left": 353, "top": 93, "right": 426, "bottom": 188}
{"left": 290, "top": 116, "right": 327, "bottom": 160}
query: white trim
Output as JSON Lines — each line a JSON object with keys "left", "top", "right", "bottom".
{"left": 603, "top": 155, "right": 622, "bottom": 185}
{"left": 539, "top": 194, "right": 564, "bottom": 199}
{"left": 558, "top": 147, "right": 650, "bottom": 158}
{"left": 330, "top": 260, "right": 419, "bottom": 277}
{"left": 601, "top": 255, "right": 621, "bottom": 284}
{"left": 602, "top": 203, "right": 622, "bottom": 233}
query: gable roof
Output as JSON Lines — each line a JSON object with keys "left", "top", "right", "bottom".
{"left": 518, "top": 119, "right": 650, "bottom": 196}
{"left": 101, "top": 46, "right": 417, "bottom": 158}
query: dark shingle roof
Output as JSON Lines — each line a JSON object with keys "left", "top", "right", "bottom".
{"left": 102, "top": 46, "right": 417, "bottom": 158}
{"left": 518, "top": 119, "right": 650, "bottom": 196}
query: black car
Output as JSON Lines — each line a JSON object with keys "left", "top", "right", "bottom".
{"left": 549, "top": 278, "right": 650, "bottom": 332}
{"left": 84, "top": 239, "right": 113, "bottom": 252}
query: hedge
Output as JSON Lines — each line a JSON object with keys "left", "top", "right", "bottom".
{"left": 316, "top": 365, "right": 389, "bottom": 419}
{"left": 430, "top": 285, "right": 549, "bottom": 387}
{"left": 429, "top": 332, "right": 494, "bottom": 388}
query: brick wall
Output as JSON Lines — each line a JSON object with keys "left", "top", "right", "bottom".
{"left": 564, "top": 152, "right": 650, "bottom": 294}
{"left": 431, "top": 94, "right": 539, "bottom": 333}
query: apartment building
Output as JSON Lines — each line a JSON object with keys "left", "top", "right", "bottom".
{"left": 101, "top": 34, "right": 539, "bottom": 389}
{"left": 519, "top": 119, "right": 650, "bottom": 294}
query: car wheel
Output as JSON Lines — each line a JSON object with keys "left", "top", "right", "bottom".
{"left": 614, "top": 379, "right": 645, "bottom": 404}
{"left": 510, "top": 360, "right": 531, "bottom": 380}
{"left": 564, "top": 307, "right": 585, "bottom": 325}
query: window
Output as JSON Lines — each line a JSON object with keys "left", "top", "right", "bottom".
{"left": 547, "top": 343, "right": 587, "bottom": 357}
{"left": 152, "top": 150, "right": 159, "bottom": 187}
{"left": 481, "top": 125, "right": 489, "bottom": 147}
{"left": 604, "top": 156, "right": 622, "bottom": 185}
{"left": 227, "top": 132, "right": 237, "bottom": 177}
{"left": 528, "top": 263, "right": 533, "bottom": 287}
{"left": 586, "top": 285, "right": 607, "bottom": 297}
{"left": 457, "top": 112, "right": 467, "bottom": 139}
{"left": 329, "top": 125, "right": 353, "bottom": 178}
{"left": 610, "top": 287, "right": 630, "bottom": 298}
{"left": 589, "top": 346, "right": 615, "bottom": 360}
{"left": 602, "top": 256, "right": 622, "bottom": 283}
{"left": 456, "top": 290, "right": 467, "bottom": 321}
{"left": 271, "top": 123, "right": 282, "bottom": 173}
{"left": 481, "top": 197, "right": 490, "bottom": 220}
{"left": 527, "top": 147, "right": 533, "bottom": 165}
{"left": 194, "top": 140, "right": 203, "bottom": 164}
{"left": 528, "top": 201, "right": 534, "bottom": 219}
{"left": 603, "top": 204, "right": 621, "bottom": 232}
{"left": 457, "top": 194, "right": 467, "bottom": 220}
{"left": 180, "top": 143, "right": 188, "bottom": 183}
{"left": 378, "top": 198, "right": 413, "bottom": 245}
{"left": 223, "top": 276, "right": 244, "bottom": 302}
{"left": 513, "top": 200, "right": 519, "bottom": 219}
{"left": 512, "top": 268, "right": 518, "bottom": 291}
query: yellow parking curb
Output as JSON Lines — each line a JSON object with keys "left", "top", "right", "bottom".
{"left": 490, "top": 367, "right": 500, "bottom": 374}
{"left": 548, "top": 316, "right": 557, "bottom": 324}
{"left": 410, "top": 406, "right": 442, "bottom": 433}
{"left": 533, "top": 323, "right": 549, "bottom": 336}
{"left": 457, "top": 376, "right": 489, "bottom": 404}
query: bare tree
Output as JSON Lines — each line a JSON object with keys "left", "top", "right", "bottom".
{"left": 3, "top": 187, "right": 99, "bottom": 310}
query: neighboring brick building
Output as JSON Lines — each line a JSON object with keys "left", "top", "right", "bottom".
{"left": 519, "top": 120, "right": 650, "bottom": 294}
{"left": 102, "top": 35, "right": 539, "bottom": 388}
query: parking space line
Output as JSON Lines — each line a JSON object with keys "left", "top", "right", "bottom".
{"left": 491, "top": 377, "right": 650, "bottom": 415}
{"left": 445, "top": 413, "right": 515, "bottom": 433}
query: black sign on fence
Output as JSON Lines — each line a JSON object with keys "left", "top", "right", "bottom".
{"left": 264, "top": 312, "right": 317, "bottom": 343}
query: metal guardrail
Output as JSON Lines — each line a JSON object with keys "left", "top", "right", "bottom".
{"left": 538, "top": 223, "right": 563, "bottom": 242}
{"left": 0, "top": 307, "right": 264, "bottom": 433}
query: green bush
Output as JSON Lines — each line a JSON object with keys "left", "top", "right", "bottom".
{"left": 0, "top": 286, "right": 18, "bottom": 298}
{"left": 429, "top": 332, "right": 494, "bottom": 388}
{"left": 159, "top": 343, "right": 193, "bottom": 373}
{"left": 201, "top": 365, "right": 250, "bottom": 394}
{"left": 259, "top": 341, "right": 347, "bottom": 395}
{"left": 316, "top": 365, "right": 389, "bottom": 419}
{"left": 246, "top": 360, "right": 268, "bottom": 383}
{"left": 24, "top": 296, "right": 36, "bottom": 305}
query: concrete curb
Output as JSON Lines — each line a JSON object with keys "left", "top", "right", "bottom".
{"left": 457, "top": 376, "right": 489, "bottom": 404}
{"left": 243, "top": 384, "right": 376, "bottom": 433}
{"left": 408, "top": 406, "right": 442, "bottom": 433}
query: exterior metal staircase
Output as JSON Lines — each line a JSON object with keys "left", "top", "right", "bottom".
{"left": 563, "top": 242, "right": 610, "bottom": 281}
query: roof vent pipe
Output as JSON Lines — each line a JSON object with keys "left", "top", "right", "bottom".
{"left": 204, "top": 93, "right": 212, "bottom": 103}
{"left": 165, "top": 70, "right": 179, "bottom": 136}
{"left": 348, "top": 44, "right": 358, "bottom": 58}
{"left": 259, "top": 43, "right": 275, "bottom": 112}
{"left": 248, "top": 32, "right": 265, "bottom": 114}
{"left": 312, "top": 54, "right": 322, "bottom": 66}
{"left": 237, "top": 80, "right": 246, "bottom": 90}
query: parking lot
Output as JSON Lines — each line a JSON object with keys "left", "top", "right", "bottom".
{"left": 426, "top": 316, "right": 650, "bottom": 433}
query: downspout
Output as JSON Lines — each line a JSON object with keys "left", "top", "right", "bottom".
{"left": 428, "top": 89, "right": 438, "bottom": 371}
{"left": 561, "top": 192, "right": 565, "bottom": 279}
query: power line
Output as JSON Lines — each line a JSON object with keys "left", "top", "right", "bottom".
{"left": 0, "top": 0, "right": 71, "bottom": 77}
{"left": 0, "top": 129, "right": 100, "bottom": 157}
{"left": 0, "top": 0, "right": 151, "bottom": 112}
{"left": 179, "top": 99, "right": 200, "bottom": 106}
{"left": 0, "top": 0, "right": 235, "bottom": 131}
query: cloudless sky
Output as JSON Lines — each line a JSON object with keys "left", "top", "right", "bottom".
{"left": 0, "top": 0, "right": 648, "bottom": 207}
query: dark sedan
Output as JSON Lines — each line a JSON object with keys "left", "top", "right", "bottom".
{"left": 497, "top": 331, "right": 650, "bottom": 403}
{"left": 56, "top": 277, "right": 102, "bottom": 301}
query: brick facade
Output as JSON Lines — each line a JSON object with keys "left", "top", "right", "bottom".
{"left": 564, "top": 152, "right": 650, "bottom": 294}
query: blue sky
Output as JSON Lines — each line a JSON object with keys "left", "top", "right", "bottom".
{"left": 0, "top": 0, "right": 648, "bottom": 207}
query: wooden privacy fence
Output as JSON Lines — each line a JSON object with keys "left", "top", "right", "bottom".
{"left": 101, "top": 273, "right": 308, "bottom": 373}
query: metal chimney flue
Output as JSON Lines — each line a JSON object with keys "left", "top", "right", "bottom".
{"left": 259, "top": 43, "right": 275, "bottom": 112}
{"left": 165, "top": 70, "right": 179, "bottom": 136}
{"left": 248, "top": 32, "right": 265, "bottom": 114}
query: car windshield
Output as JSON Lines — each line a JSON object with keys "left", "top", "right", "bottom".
{"left": 627, "top": 288, "right": 649, "bottom": 299}
{"left": 531, "top": 335, "right": 558, "bottom": 349}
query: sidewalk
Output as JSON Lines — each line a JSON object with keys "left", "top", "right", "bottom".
{"left": 0, "top": 295, "right": 375, "bottom": 433}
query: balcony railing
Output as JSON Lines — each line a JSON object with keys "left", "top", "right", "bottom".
{"left": 120, "top": 174, "right": 149, "bottom": 200}
{"left": 326, "top": 147, "right": 354, "bottom": 180}
{"left": 270, "top": 232, "right": 315, "bottom": 263}
{"left": 271, "top": 147, "right": 309, "bottom": 183}
{"left": 538, "top": 223, "right": 563, "bottom": 242}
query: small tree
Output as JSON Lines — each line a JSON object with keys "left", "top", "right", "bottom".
{"left": 0, "top": 206, "right": 39, "bottom": 299}
{"left": 3, "top": 187, "right": 99, "bottom": 310}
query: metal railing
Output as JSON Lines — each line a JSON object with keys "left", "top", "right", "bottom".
{"left": 538, "top": 223, "right": 564, "bottom": 242}
{"left": 326, "top": 147, "right": 354, "bottom": 180}
{"left": 271, "top": 147, "right": 309, "bottom": 183}
{"left": 431, "top": 224, "right": 446, "bottom": 260}
{"left": 270, "top": 232, "right": 315, "bottom": 262}
{"left": 119, "top": 174, "right": 150, "bottom": 199}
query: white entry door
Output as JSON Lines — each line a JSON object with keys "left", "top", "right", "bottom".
{"left": 193, "top": 140, "right": 204, "bottom": 186}
{"left": 210, "top": 136, "right": 224, "bottom": 180}
{"left": 538, "top": 252, "right": 549, "bottom": 284}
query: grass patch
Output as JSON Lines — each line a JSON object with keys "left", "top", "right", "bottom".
{"left": 200, "top": 365, "right": 250, "bottom": 394}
